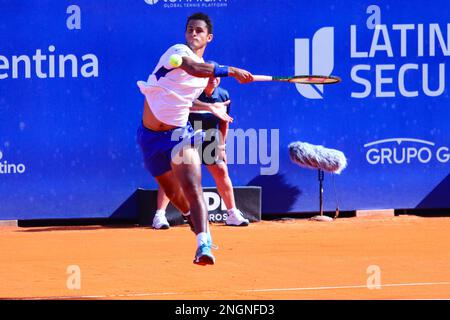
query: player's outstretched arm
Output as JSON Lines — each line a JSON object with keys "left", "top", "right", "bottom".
{"left": 179, "top": 56, "right": 253, "bottom": 83}
{"left": 180, "top": 56, "right": 215, "bottom": 77}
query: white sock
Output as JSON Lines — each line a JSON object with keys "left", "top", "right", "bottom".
{"left": 196, "top": 232, "right": 208, "bottom": 247}
{"left": 155, "top": 209, "right": 166, "bottom": 216}
{"left": 227, "top": 208, "right": 237, "bottom": 215}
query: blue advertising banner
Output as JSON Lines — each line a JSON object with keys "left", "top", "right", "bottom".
{"left": 0, "top": 0, "right": 449, "bottom": 219}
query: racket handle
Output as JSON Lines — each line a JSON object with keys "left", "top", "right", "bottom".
{"left": 252, "top": 75, "right": 273, "bottom": 82}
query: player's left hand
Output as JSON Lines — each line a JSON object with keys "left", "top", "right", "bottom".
{"left": 208, "top": 100, "right": 233, "bottom": 123}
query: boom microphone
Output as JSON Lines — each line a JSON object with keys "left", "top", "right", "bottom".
{"left": 288, "top": 141, "right": 347, "bottom": 174}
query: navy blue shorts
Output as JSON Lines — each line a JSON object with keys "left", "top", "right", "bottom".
{"left": 136, "top": 122, "right": 202, "bottom": 177}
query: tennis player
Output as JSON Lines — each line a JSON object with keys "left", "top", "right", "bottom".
{"left": 152, "top": 74, "right": 250, "bottom": 229}
{"left": 136, "top": 13, "right": 253, "bottom": 265}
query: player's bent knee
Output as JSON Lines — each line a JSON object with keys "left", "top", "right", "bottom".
{"left": 180, "top": 185, "right": 203, "bottom": 201}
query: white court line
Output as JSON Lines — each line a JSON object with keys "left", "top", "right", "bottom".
{"left": 241, "top": 281, "right": 450, "bottom": 292}
{"left": 6, "top": 281, "right": 450, "bottom": 300}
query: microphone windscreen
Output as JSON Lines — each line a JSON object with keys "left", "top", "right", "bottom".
{"left": 289, "top": 141, "right": 347, "bottom": 174}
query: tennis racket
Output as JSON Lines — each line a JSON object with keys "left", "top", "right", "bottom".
{"left": 252, "top": 75, "right": 341, "bottom": 84}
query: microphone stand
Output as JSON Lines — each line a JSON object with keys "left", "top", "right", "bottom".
{"left": 310, "top": 169, "right": 333, "bottom": 222}
{"left": 319, "top": 169, "right": 324, "bottom": 216}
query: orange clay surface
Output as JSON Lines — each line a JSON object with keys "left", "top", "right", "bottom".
{"left": 1, "top": 215, "right": 450, "bottom": 300}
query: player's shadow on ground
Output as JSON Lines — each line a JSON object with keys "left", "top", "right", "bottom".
{"left": 247, "top": 173, "right": 301, "bottom": 214}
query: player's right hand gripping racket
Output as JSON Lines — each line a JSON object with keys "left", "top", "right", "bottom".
{"left": 252, "top": 75, "right": 341, "bottom": 84}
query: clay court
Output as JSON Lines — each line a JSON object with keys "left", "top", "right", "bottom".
{"left": 1, "top": 215, "right": 450, "bottom": 300}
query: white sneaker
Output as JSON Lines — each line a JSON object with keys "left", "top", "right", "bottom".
{"left": 225, "top": 209, "right": 250, "bottom": 226}
{"left": 152, "top": 213, "right": 170, "bottom": 229}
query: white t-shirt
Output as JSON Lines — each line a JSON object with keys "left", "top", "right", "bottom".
{"left": 137, "top": 44, "right": 208, "bottom": 127}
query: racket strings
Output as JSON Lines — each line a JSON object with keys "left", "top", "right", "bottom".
{"left": 291, "top": 76, "right": 340, "bottom": 84}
